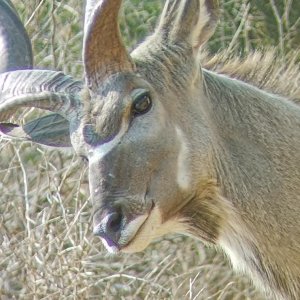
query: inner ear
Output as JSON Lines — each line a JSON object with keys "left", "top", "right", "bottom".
{"left": 157, "top": 0, "right": 219, "bottom": 51}
{"left": 191, "top": 0, "right": 219, "bottom": 50}
{"left": 0, "top": 113, "right": 72, "bottom": 148}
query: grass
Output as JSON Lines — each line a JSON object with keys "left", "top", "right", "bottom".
{"left": 2, "top": 0, "right": 298, "bottom": 299}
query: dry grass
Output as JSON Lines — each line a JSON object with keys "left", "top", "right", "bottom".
{"left": 2, "top": 0, "right": 297, "bottom": 299}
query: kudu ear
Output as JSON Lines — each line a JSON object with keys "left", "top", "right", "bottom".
{"left": 157, "top": 0, "right": 219, "bottom": 51}
{"left": 0, "top": 113, "right": 72, "bottom": 147}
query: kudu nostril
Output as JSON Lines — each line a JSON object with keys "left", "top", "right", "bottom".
{"left": 93, "top": 211, "right": 123, "bottom": 247}
{"left": 106, "top": 211, "right": 123, "bottom": 234}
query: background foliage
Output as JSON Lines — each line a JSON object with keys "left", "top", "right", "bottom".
{"left": 0, "top": 0, "right": 299, "bottom": 299}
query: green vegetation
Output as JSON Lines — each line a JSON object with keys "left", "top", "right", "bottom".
{"left": 0, "top": 0, "right": 298, "bottom": 299}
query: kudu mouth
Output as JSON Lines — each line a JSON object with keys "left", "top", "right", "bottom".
{"left": 93, "top": 201, "right": 155, "bottom": 253}
{"left": 93, "top": 211, "right": 123, "bottom": 252}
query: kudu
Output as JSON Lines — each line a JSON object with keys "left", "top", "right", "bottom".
{"left": 0, "top": 0, "right": 32, "bottom": 72}
{"left": 0, "top": 0, "right": 299, "bottom": 299}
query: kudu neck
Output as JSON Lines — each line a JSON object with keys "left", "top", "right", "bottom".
{"left": 200, "top": 69, "right": 300, "bottom": 300}
{"left": 201, "top": 69, "right": 300, "bottom": 205}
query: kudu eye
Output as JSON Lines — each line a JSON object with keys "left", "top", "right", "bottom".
{"left": 132, "top": 92, "right": 152, "bottom": 116}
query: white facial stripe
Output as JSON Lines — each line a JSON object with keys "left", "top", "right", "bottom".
{"left": 175, "top": 126, "right": 191, "bottom": 190}
{"left": 122, "top": 206, "right": 188, "bottom": 253}
{"left": 119, "top": 214, "right": 149, "bottom": 245}
{"left": 89, "top": 119, "right": 128, "bottom": 164}
{"left": 122, "top": 206, "right": 161, "bottom": 253}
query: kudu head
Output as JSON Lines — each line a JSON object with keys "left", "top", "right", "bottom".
{"left": 0, "top": 0, "right": 219, "bottom": 253}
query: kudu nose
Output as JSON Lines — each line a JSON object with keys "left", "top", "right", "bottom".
{"left": 93, "top": 211, "right": 123, "bottom": 248}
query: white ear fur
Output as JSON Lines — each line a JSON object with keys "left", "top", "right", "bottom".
{"left": 157, "top": 0, "right": 219, "bottom": 51}
{"left": 190, "top": 0, "right": 219, "bottom": 50}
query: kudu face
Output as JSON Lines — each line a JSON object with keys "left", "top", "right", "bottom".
{"left": 0, "top": 0, "right": 218, "bottom": 253}
{"left": 73, "top": 70, "right": 199, "bottom": 253}
{"left": 75, "top": 75, "right": 184, "bottom": 252}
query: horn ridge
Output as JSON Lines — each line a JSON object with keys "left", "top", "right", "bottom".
{"left": 0, "top": 70, "right": 83, "bottom": 121}
{"left": 83, "top": 0, "right": 135, "bottom": 92}
{"left": 0, "top": 0, "right": 33, "bottom": 72}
